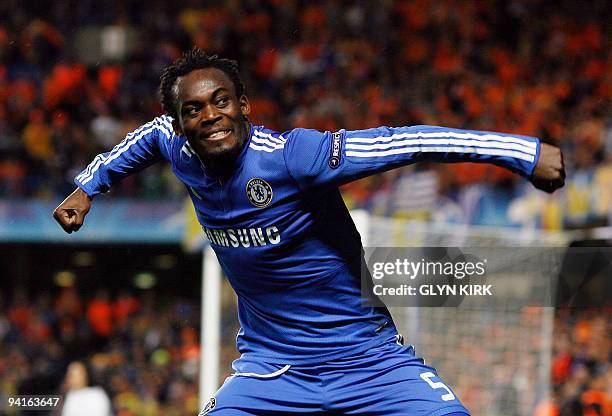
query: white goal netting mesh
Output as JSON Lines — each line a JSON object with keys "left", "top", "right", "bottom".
{"left": 366, "top": 215, "right": 568, "bottom": 416}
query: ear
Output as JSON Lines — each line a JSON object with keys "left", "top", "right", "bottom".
{"left": 171, "top": 117, "right": 184, "bottom": 136}
{"left": 239, "top": 95, "right": 251, "bottom": 116}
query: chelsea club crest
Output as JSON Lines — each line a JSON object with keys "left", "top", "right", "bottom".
{"left": 246, "top": 178, "right": 273, "bottom": 208}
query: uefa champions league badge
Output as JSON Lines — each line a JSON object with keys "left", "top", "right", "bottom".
{"left": 199, "top": 397, "right": 216, "bottom": 415}
{"left": 328, "top": 131, "right": 343, "bottom": 169}
{"left": 246, "top": 178, "right": 273, "bottom": 208}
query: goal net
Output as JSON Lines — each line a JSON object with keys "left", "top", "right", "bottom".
{"left": 365, "top": 214, "right": 569, "bottom": 416}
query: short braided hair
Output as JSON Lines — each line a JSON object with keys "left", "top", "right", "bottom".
{"left": 159, "top": 48, "right": 245, "bottom": 119}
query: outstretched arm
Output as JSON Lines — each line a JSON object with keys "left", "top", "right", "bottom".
{"left": 284, "top": 125, "right": 565, "bottom": 193}
{"left": 53, "top": 115, "right": 175, "bottom": 233}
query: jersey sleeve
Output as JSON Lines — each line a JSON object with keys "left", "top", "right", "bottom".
{"left": 283, "top": 125, "right": 540, "bottom": 191}
{"left": 74, "top": 115, "right": 174, "bottom": 198}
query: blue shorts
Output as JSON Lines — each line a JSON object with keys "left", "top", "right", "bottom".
{"left": 201, "top": 338, "right": 470, "bottom": 415}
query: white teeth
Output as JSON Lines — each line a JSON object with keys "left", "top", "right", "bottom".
{"left": 208, "top": 130, "right": 230, "bottom": 138}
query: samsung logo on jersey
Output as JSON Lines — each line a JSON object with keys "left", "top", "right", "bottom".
{"left": 203, "top": 226, "right": 281, "bottom": 248}
{"left": 329, "top": 132, "right": 342, "bottom": 169}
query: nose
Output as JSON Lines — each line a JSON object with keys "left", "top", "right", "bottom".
{"left": 201, "top": 105, "right": 222, "bottom": 125}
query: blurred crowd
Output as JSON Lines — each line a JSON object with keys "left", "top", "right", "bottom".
{"left": 1, "top": 4, "right": 609, "bottom": 414}
{"left": 0, "top": 287, "right": 239, "bottom": 416}
{"left": 0, "top": 0, "right": 610, "bottom": 228}
{"left": 537, "top": 309, "right": 612, "bottom": 416}
{"left": 0, "top": 287, "right": 609, "bottom": 415}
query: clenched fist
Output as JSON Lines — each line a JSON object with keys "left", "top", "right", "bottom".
{"left": 53, "top": 187, "right": 92, "bottom": 233}
{"left": 530, "top": 143, "right": 565, "bottom": 193}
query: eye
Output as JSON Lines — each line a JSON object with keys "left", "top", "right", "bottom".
{"left": 216, "top": 96, "right": 229, "bottom": 107}
{"left": 183, "top": 106, "right": 199, "bottom": 118}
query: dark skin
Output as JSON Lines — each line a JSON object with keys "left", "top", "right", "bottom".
{"left": 53, "top": 68, "right": 565, "bottom": 233}
{"left": 172, "top": 68, "right": 251, "bottom": 175}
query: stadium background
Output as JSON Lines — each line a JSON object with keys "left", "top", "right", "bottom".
{"left": 0, "top": 0, "right": 610, "bottom": 415}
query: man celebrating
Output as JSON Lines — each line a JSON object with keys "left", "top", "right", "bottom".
{"left": 54, "top": 48, "right": 564, "bottom": 415}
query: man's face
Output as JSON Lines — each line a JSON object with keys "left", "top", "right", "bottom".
{"left": 174, "top": 68, "right": 250, "bottom": 162}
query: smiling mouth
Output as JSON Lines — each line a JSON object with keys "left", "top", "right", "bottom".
{"left": 202, "top": 129, "right": 233, "bottom": 141}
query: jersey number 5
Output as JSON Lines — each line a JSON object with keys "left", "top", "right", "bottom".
{"left": 420, "top": 372, "right": 456, "bottom": 401}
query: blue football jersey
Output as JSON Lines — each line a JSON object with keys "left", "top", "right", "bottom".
{"left": 75, "top": 115, "right": 540, "bottom": 364}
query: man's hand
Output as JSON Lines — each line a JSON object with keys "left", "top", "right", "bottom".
{"left": 530, "top": 143, "right": 566, "bottom": 193}
{"left": 53, "top": 188, "right": 92, "bottom": 233}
